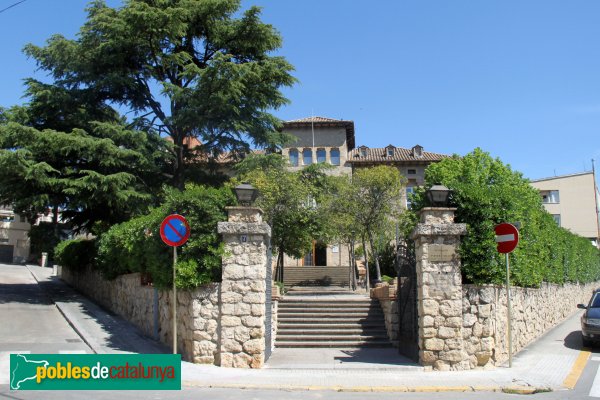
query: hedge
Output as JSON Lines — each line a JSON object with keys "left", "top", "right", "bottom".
{"left": 414, "top": 148, "right": 600, "bottom": 287}
{"left": 94, "top": 184, "right": 234, "bottom": 289}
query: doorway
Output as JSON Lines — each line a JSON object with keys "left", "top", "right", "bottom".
{"left": 315, "top": 243, "right": 327, "bottom": 266}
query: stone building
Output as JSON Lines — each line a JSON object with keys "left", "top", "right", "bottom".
{"left": 278, "top": 116, "right": 449, "bottom": 270}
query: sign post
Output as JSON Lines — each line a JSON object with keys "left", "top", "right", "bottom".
{"left": 495, "top": 222, "right": 519, "bottom": 368}
{"left": 160, "top": 214, "right": 191, "bottom": 355}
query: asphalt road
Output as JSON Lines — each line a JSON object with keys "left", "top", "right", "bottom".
{"left": 0, "top": 264, "right": 92, "bottom": 386}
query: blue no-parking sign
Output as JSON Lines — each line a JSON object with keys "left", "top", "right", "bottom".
{"left": 160, "top": 214, "right": 190, "bottom": 247}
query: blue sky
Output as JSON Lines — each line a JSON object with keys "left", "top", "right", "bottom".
{"left": 1, "top": 0, "right": 600, "bottom": 183}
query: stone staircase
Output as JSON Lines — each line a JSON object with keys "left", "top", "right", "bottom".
{"left": 275, "top": 289, "right": 391, "bottom": 348}
{"left": 282, "top": 266, "right": 350, "bottom": 288}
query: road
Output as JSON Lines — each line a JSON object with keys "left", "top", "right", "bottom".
{"left": 0, "top": 264, "right": 92, "bottom": 386}
{"left": 2, "top": 263, "right": 600, "bottom": 399}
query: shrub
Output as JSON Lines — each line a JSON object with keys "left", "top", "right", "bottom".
{"left": 417, "top": 148, "right": 600, "bottom": 287}
{"left": 55, "top": 239, "right": 96, "bottom": 270}
{"left": 96, "top": 184, "right": 234, "bottom": 289}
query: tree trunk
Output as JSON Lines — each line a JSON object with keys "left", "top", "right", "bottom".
{"left": 52, "top": 204, "right": 59, "bottom": 239}
{"left": 275, "top": 248, "right": 284, "bottom": 283}
{"left": 368, "top": 229, "right": 382, "bottom": 282}
{"left": 172, "top": 135, "right": 185, "bottom": 190}
{"left": 362, "top": 235, "right": 370, "bottom": 292}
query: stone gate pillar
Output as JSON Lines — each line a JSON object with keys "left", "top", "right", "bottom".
{"left": 217, "top": 207, "right": 271, "bottom": 368}
{"left": 411, "top": 207, "right": 467, "bottom": 371}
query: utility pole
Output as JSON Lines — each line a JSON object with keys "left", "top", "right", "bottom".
{"left": 593, "top": 159, "right": 600, "bottom": 249}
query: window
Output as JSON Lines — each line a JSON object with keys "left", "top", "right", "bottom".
{"left": 0, "top": 238, "right": 8, "bottom": 243}
{"left": 386, "top": 146, "right": 395, "bottom": 157}
{"left": 407, "top": 169, "right": 416, "bottom": 175}
{"left": 552, "top": 214, "right": 561, "bottom": 226}
{"left": 541, "top": 190, "right": 560, "bottom": 204}
{"left": 412, "top": 145, "right": 423, "bottom": 158}
{"left": 0, "top": 215, "right": 14, "bottom": 222}
{"left": 359, "top": 146, "right": 368, "bottom": 157}
{"left": 289, "top": 149, "right": 299, "bottom": 166}
{"left": 406, "top": 186, "right": 415, "bottom": 208}
{"left": 19, "top": 215, "right": 26, "bottom": 223}
{"left": 302, "top": 148, "right": 313, "bottom": 165}
{"left": 316, "top": 148, "right": 326, "bottom": 163}
{"left": 330, "top": 148, "right": 340, "bottom": 165}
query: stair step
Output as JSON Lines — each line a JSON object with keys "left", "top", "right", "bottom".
{"left": 279, "top": 308, "right": 380, "bottom": 314}
{"left": 278, "top": 315, "right": 383, "bottom": 320}
{"left": 277, "top": 321, "right": 385, "bottom": 332}
{"left": 275, "top": 341, "right": 392, "bottom": 348}
{"left": 279, "top": 302, "right": 374, "bottom": 307}
{"left": 278, "top": 329, "right": 388, "bottom": 335}
{"left": 277, "top": 334, "right": 388, "bottom": 340}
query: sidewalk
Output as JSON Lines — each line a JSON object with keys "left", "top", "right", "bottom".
{"left": 27, "top": 264, "right": 588, "bottom": 394}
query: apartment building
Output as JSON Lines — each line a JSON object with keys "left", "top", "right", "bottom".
{"left": 530, "top": 171, "right": 600, "bottom": 247}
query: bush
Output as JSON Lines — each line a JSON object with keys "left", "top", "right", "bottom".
{"left": 55, "top": 239, "right": 96, "bottom": 270}
{"left": 96, "top": 184, "right": 234, "bottom": 289}
{"left": 418, "top": 148, "right": 600, "bottom": 287}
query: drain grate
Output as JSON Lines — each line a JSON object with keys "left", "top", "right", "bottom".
{"left": 66, "top": 338, "right": 82, "bottom": 343}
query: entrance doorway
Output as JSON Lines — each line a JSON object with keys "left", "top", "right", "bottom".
{"left": 315, "top": 243, "right": 327, "bottom": 266}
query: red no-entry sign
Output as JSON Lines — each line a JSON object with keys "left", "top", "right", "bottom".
{"left": 495, "top": 223, "right": 519, "bottom": 254}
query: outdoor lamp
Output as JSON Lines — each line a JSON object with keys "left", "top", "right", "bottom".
{"left": 426, "top": 184, "right": 451, "bottom": 207}
{"left": 234, "top": 183, "right": 258, "bottom": 206}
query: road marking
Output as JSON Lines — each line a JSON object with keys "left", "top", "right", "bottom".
{"left": 564, "top": 349, "right": 591, "bottom": 389}
{"left": 590, "top": 364, "right": 600, "bottom": 397}
{"left": 592, "top": 356, "right": 600, "bottom": 362}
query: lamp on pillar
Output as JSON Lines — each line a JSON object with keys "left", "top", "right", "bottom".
{"left": 425, "top": 184, "right": 451, "bottom": 207}
{"left": 234, "top": 183, "right": 258, "bottom": 206}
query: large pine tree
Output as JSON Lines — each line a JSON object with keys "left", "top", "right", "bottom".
{"left": 24, "top": 0, "right": 296, "bottom": 188}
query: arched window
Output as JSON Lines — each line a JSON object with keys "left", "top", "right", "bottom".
{"left": 330, "top": 148, "right": 340, "bottom": 165}
{"left": 316, "top": 148, "right": 326, "bottom": 163}
{"left": 302, "top": 148, "right": 313, "bottom": 165}
{"left": 289, "top": 149, "right": 299, "bottom": 166}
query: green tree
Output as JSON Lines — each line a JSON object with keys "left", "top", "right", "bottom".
{"left": 346, "top": 166, "right": 404, "bottom": 284}
{"left": 96, "top": 184, "right": 234, "bottom": 289}
{"left": 25, "top": 0, "right": 296, "bottom": 188}
{"left": 0, "top": 103, "right": 170, "bottom": 233}
{"left": 236, "top": 154, "right": 335, "bottom": 280}
{"left": 418, "top": 148, "right": 600, "bottom": 287}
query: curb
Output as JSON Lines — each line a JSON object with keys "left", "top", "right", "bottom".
{"left": 182, "top": 381, "right": 551, "bottom": 394}
{"left": 25, "top": 265, "right": 101, "bottom": 354}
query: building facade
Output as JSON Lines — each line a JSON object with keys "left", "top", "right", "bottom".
{"left": 530, "top": 171, "right": 600, "bottom": 247}
{"left": 280, "top": 116, "right": 449, "bottom": 267}
{"left": 0, "top": 206, "right": 30, "bottom": 263}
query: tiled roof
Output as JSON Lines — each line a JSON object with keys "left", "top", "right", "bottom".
{"left": 283, "top": 116, "right": 356, "bottom": 150}
{"left": 348, "top": 146, "right": 449, "bottom": 164}
{"left": 286, "top": 116, "right": 346, "bottom": 123}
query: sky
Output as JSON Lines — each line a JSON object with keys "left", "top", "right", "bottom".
{"left": 1, "top": 0, "right": 600, "bottom": 184}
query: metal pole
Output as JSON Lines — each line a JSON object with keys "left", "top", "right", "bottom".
{"left": 506, "top": 252, "right": 513, "bottom": 368}
{"left": 173, "top": 246, "right": 177, "bottom": 354}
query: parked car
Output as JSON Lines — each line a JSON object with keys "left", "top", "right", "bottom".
{"left": 578, "top": 289, "right": 600, "bottom": 347}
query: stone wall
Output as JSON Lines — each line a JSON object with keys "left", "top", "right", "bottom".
{"left": 60, "top": 265, "right": 220, "bottom": 363}
{"left": 463, "top": 282, "right": 596, "bottom": 367}
{"left": 59, "top": 206, "right": 273, "bottom": 369}
{"left": 371, "top": 281, "right": 399, "bottom": 346}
